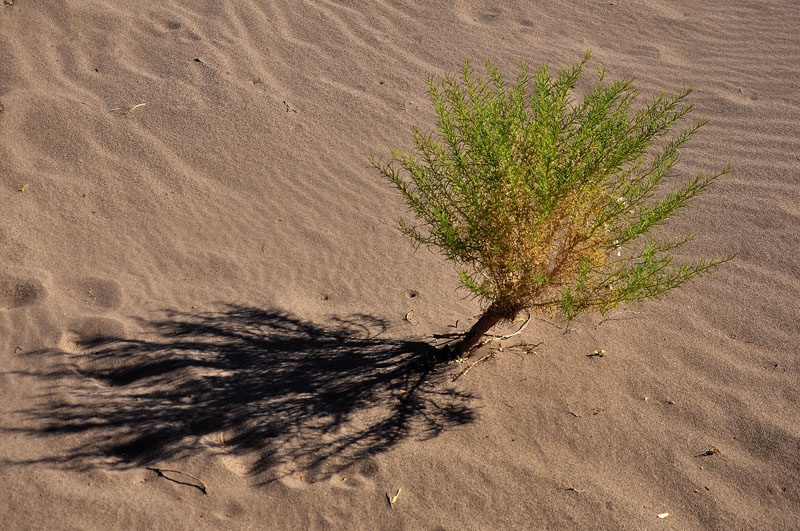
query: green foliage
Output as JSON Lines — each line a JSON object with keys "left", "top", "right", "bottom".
{"left": 371, "top": 52, "right": 731, "bottom": 325}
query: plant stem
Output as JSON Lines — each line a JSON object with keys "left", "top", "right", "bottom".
{"left": 447, "top": 303, "right": 506, "bottom": 360}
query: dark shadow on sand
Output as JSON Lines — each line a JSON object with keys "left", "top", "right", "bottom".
{"left": 6, "top": 306, "right": 475, "bottom": 482}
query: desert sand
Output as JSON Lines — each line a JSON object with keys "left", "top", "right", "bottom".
{"left": 1, "top": 1, "right": 798, "bottom": 529}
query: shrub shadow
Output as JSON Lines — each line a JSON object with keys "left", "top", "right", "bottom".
{"left": 9, "top": 305, "right": 475, "bottom": 482}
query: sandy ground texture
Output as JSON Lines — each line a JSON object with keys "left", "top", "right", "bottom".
{"left": 2, "top": 1, "right": 799, "bottom": 529}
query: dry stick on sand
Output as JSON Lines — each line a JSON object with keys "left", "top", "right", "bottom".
{"left": 485, "top": 311, "right": 532, "bottom": 342}
{"left": 596, "top": 310, "right": 644, "bottom": 326}
{"left": 452, "top": 312, "right": 532, "bottom": 382}
{"left": 452, "top": 351, "right": 496, "bottom": 382}
{"left": 146, "top": 467, "right": 208, "bottom": 494}
{"left": 109, "top": 103, "right": 147, "bottom": 114}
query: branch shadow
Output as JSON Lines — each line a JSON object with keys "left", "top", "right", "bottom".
{"left": 6, "top": 305, "right": 475, "bottom": 483}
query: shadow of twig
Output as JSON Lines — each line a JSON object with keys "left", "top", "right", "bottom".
{"left": 6, "top": 305, "right": 475, "bottom": 482}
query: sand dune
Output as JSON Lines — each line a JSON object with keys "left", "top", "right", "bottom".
{"left": 2, "top": 1, "right": 798, "bottom": 529}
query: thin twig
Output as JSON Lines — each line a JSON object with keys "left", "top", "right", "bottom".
{"left": 596, "top": 310, "right": 643, "bottom": 326}
{"left": 109, "top": 102, "right": 147, "bottom": 114}
{"left": 452, "top": 351, "right": 495, "bottom": 382}
{"left": 432, "top": 332, "right": 461, "bottom": 340}
{"left": 486, "top": 311, "right": 532, "bottom": 342}
{"left": 146, "top": 467, "right": 208, "bottom": 494}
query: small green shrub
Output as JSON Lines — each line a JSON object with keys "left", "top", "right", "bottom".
{"left": 371, "top": 52, "right": 731, "bottom": 359}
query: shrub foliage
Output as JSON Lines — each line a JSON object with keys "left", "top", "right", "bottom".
{"left": 371, "top": 52, "right": 731, "bottom": 359}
